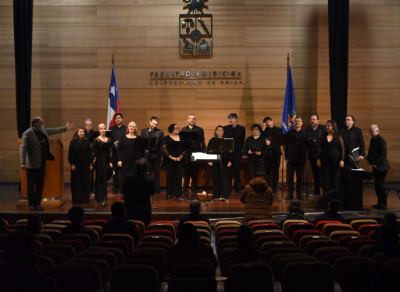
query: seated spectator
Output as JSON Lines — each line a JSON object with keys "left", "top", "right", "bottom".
{"left": 220, "top": 224, "right": 270, "bottom": 269}
{"left": 123, "top": 158, "right": 155, "bottom": 227}
{"left": 0, "top": 231, "right": 60, "bottom": 292}
{"left": 164, "top": 223, "right": 218, "bottom": 274}
{"left": 366, "top": 224, "right": 400, "bottom": 258}
{"left": 178, "top": 199, "right": 210, "bottom": 229}
{"left": 103, "top": 202, "right": 140, "bottom": 247}
{"left": 26, "top": 215, "right": 43, "bottom": 235}
{"left": 0, "top": 218, "right": 9, "bottom": 235}
{"left": 280, "top": 201, "right": 309, "bottom": 228}
{"left": 60, "top": 207, "right": 97, "bottom": 244}
{"left": 240, "top": 172, "right": 273, "bottom": 225}
{"left": 371, "top": 213, "right": 400, "bottom": 240}
{"left": 313, "top": 199, "right": 345, "bottom": 225}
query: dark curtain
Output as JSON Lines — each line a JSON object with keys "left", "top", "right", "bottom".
{"left": 328, "top": 0, "right": 349, "bottom": 129}
{"left": 13, "top": 0, "right": 33, "bottom": 138}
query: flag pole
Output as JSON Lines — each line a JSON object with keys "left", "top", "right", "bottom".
{"left": 283, "top": 53, "right": 290, "bottom": 190}
{"left": 112, "top": 54, "right": 114, "bottom": 67}
{"left": 287, "top": 53, "right": 290, "bottom": 71}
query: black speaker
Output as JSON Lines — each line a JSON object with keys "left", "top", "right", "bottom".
{"left": 316, "top": 188, "right": 343, "bottom": 209}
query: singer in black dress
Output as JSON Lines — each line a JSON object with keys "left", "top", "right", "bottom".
{"left": 117, "top": 121, "right": 142, "bottom": 196}
{"left": 68, "top": 127, "right": 92, "bottom": 204}
{"left": 243, "top": 124, "right": 267, "bottom": 180}
{"left": 92, "top": 123, "right": 113, "bottom": 202}
{"left": 162, "top": 124, "right": 186, "bottom": 200}
{"left": 317, "top": 120, "right": 345, "bottom": 193}
{"left": 209, "top": 125, "right": 232, "bottom": 199}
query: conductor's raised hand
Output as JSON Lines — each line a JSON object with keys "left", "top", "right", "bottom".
{"left": 66, "top": 121, "right": 74, "bottom": 130}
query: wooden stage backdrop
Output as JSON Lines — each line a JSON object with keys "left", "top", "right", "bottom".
{"left": 0, "top": 0, "right": 399, "bottom": 185}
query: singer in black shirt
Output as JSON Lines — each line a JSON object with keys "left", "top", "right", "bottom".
{"left": 109, "top": 113, "right": 127, "bottom": 194}
{"left": 140, "top": 116, "right": 164, "bottom": 193}
{"left": 339, "top": 115, "right": 365, "bottom": 167}
{"left": 243, "top": 124, "right": 267, "bottom": 180}
{"left": 285, "top": 117, "right": 308, "bottom": 200}
{"left": 181, "top": 114, "right": 206, "bottom": 195}
{"left": 224, "top": 113, "right": 246, "bottom": 193}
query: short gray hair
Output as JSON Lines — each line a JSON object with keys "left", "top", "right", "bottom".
{"left": 370, "top": 124, "right": 379, "bottom": 132}
{"left": 85, "top": 119, "right": 93, "bottom": 124}
{"left": 188, "top": 114, "right": 196, "bottom": 119}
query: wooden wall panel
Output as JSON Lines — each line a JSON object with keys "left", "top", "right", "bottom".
{"left": 1, "top": 1, "right": 399, "bottom": 183}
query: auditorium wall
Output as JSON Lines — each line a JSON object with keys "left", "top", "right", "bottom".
{"left": 0, "top": 0, "right": 399, "bottom": 183}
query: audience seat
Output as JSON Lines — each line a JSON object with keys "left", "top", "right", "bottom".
{"left": 34, "top": 234, "right": 53, "bottom": 246}
{"left": 253, "top": 230, "right": 283, "bottom": 243}
{"left": 343, "top": 261, "right": 390, "bottom": 292}
{"left": 61, "top": 234, "right": 92, "bottom": 250}
{"left": 141, "top": 235, "right": 174, "bottom": 247}
{"left": 313, "top": 246, "right": 350, "bottom": 261}
{"left": 337, "top": 235, "right": 369, "bottom": 247}
{"left": 37, "top": 250, "right": 67, "bottom": 264}
{"left": 214, "top": 224, "right": 239, "bottom": 238}
{"left": 282, "top": 261, "right": 335, "bottom": 292}
{"left": 217, "top": 242, "right": 240, "bottom": 257}
{"left": 35, "top": 255, "right": 56, "bottom": 270}
{"left": 88, "top": 246, "right": 124, "bottom": 264}
{"left": 121, "top": 258, "right": 164, "bottom": 284}
{"left": 152, "top": 220, "right": 177, "bottom": 234}
{"left": 322, "top": 223, "right": 352, "bottom": 237}
{"left": 282, "top": 219, "right": 308, "bottom": 235}
{"left": 358, "top": 224, "right": 382, "bottom": 236}
{"left": 200, "top": 236, "right": 211, "bottom": 245}
{"left": 269, "top": 253, "right": 305, "bottom": 273}
{"left": 137, "top": 241, "right": 171, "bottom": 252}
{"left": 347, "top": 239, "right": 376, "bottom": 254}
{"left": 304, "top": 240, "right": 338, "bottom": 256}
{"left": 42, "top": 244, "right": 76, "bottom": 260}
{"left": 299, "top": 235, "right": 329, "bottom": 252}
{"left": 15, "top": 219, "right": 28, "bottom": 224}
{"left": 143, "top": 229, "right": 174, "bottom": 242}
{"left": 197, "top": 229, "right": 211, "bottom": 239}
{"left": 333, "top": 256, "right": 373, "bottom": 288}
{"left": 217, "top": 236, "right": 237, "bottom": 250}
{"left": 43, "top": 266, "right": 92, "bottom": 292}
{"left": 315, "top": 220, "right": 343, "bottom": 232}
{"left": 218, "top": 247, "right": 240, "bottom": 266}
{"left": 51, "top": 220, "right": 72, "bottom": 226}
{"left": 128, "top": 220, "right": 146, "bottom": 236}
{"left": 225, "top": 262, "right": 274, "bottom": 292}
{"left": 251, "top": 223, "right": 280, "bottom": 232}
{"left": 350, "top": 219, "right": 378, "bottom": 232}
{"left": 7, "top": 224, "right": 27, "bottom": 231}
{"left": 111, "top": 264, "right": 159, "bottom": 292}
{"left": 101, "top": 234, "right": 135, "bottom": 252}
{"left": 42, "top": 224, "right": 67, "bottom": 232}
{"left": 214, "top": 220, "right": 240, "bottom": 230}
{"left": 94, "top": 240, "right": 129, "bottom": 256}
{"left": 372, "top": 252, "right": 400, "bottom": 262}
{"left": 68, "top": 258, "right": 111, "bottom": 286}
{"left": 57, "top": 262, "right": 103, "bottom": 292}
{"left": 130, "top": 246, "right": 166, "bottom": 257}
{"left": 268, "top": 247, "right": 303, "bottom": 257}
{"left": 85, "top": 225, "right": 102, "bottom": 238}
{"left": 388, "top": 258, "right": 400, "bottom": 268}
{"left": 126, "top": 249, "right": 164, "bottom": 269}
{"left": 358, "top": 245, "right": 373, "bottom": 257}
{"left": 329, "top": 230, "right": 360, "bottom": 242}
{"left": 370, "top": 267, "right": 400, "bottom": 292}
{"left": 248, "top": 219, "right": 275, "bottom": 226}
{"left": 274, "top": 256, "right": 318, "bottom": 282}
{"left": 147, "top": 222, "right": 176, "bottom": 242}
{"left": 256, "top": 235, "right": 290, "bottom": 250}
{"left": 292, "top": 230, "right": 323, "bottom": 247}
{"left": 216, "top": 229, "right": 237, "bottom": 244}
{"left": 190, "top": 222, "right": 212, "bottom": 233}
{"left": 42, "top": 229, "right": 61, "bottom": 241}
{"left": 260, "top": 241, "right": 296, "bottom": 253}
{"left": 286, "top": 222, "right": 315, "bottom": 240}
{"left": 321, "top": 253, "right": 358, "bottom": 267}
{"left": 77, "top": 250, "right": 118, "bottom": 270}
{"left": 84, "top": 219, "right": 107, "bottom": 228}
{"left": 53, "top": 239, "right": 85, "bottom": 253}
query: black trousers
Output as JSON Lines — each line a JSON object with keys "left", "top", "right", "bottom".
{"left": 165, "top": 161, "right": 182, "bottom": 198}
{"left": 89, "top": 168, "right": 94, "bottom": 192}
{"left": 26, "top": 163, "right": 46, "bottom": 206}
{"left": 373, "top": 168, "right": 388, "bottom": 205}
{"left": 71, "top": 167, "right": 91, "bottom": 204}
{"left": 287, "top": 162, "right": 304, "bottom": 197}
{"left": 147, "top": 158, "right": 160, "bottom": 192}
{"left": 111, "top": 147, "right": 120, "bottom": 190}
{"left": 229, "top": 156, "right": 242, "bottom": 192}
{"left": 184, "top": 159, "right": 198, "bottom": 189}
{"left": 94, "top": 160, "right": 109, "bottom": 202}
{"left": 247, "top": 159, "right": 265, "bottom": 181}
{"left": 320, "top": 160, "right": 340, "bottom": 194}
{"left": 265, "top": 154, "right": 281, "bottom": 191}
{"left": 309, "top": 155, "right": 322, "bottom": 194}
{"left": 212, "top": 163, "right": 230, "bottom": 198}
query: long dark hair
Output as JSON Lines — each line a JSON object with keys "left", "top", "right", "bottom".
{"left": 326, "top": 120, "right": 339, "bottom": 138}
{"left": 72, "top": 127, "right": 86, "bottom": 141}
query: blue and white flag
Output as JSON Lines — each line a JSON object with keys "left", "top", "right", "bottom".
{"left": 281, "top": 65, "right": 297, "bottom": 134}
{"left": 107, "top": 66, "right": 119, "bottom": 130}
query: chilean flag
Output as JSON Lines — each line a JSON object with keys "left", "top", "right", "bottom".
{"left": 107, "top": 66, "right": 119, "bottom": 130}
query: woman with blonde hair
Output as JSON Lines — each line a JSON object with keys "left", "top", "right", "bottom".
{"left": 117, "top": 121, "right": 143, "bottom": 197}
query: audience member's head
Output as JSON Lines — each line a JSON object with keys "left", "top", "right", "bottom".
{"left": 177, "top": 223, "right": 200, "bottom": 248}
{"left": 254, "top": 172, "right": 268, "bottom": 182}
{"left": 0, "top": 218, "right": 9, "bottom": 235}
{"left": 68, "top": 206, "right": 85, "bottom": 225}
{"left": 4, "top": 231, "right": 37, "bottom": 267}
{"left": 378, "top": 224, "right": 399, "bottom": 250}
{"left": 189, "top": 200, "right": 201, "bottom": 216}
{"left": 111, "top": 202, "right": 126, "bottom": 219}
{"left": 328, "top": 199, "right": 341, "bottom": 213}
{"left": 237, "top": 224, "right": 254, "bottom": 247}
{"left": 383, "top": 213, "right": 398, "bottom": 226}
{"left": 288, "top": 201, "right": 304, "bottom": 215}
{"left": 26, "top": 215, "right": 42, "bottom": 235}
{"left": 136, "top": 158, "right": 148, "bottom": 174}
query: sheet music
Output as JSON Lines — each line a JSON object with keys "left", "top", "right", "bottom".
{"left": 191, "top": 152, "right": 220, "bottom": 162}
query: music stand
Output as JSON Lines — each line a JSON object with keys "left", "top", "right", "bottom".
{"left": 207, "top": 138, "right": 234, "bottom": 204}
{"left": 272, "top": 133, "right": 295, "bottom": 204}
{"left": 179, "top": 131, "right": 199, "bottom": 195}
{"left": 93, "top": 141, "right": 113, "bottom": 207}
{"left": 167, "top": 140, "right": 193, "bottom": 203}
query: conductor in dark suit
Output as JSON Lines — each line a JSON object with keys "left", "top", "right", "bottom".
{"left": 366, "top": 125, "right": 390, "bottom": 210}
{"left": 339, "top": 115, "right": 365, "bottom": 167}
{"left": 224, "top": 113, "right": 246, "bottom": 194}
{"left": 20, "top": 117, "right": 74, "bottom": 210}
{"left": 123, "top": 158, "right": 156, "bottom": 226}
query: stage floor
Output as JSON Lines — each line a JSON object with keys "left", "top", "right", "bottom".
{"left": 1, "top": 183, "right": 399, "bottom": 225}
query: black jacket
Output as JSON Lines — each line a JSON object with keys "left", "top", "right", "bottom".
{"left": 285, "top": 129, "right": 308, "bottom": 164}
{"left": 339, "top": 126, "right": 365, "bottom": 157}
{"left": 224, "top": 124, "right": 246, "bottom": 159}
{"left": 181, "top": 125, "right": 206, "bottom": 152}
{"left": 243, "top": 136, "right": 267, "bottom": 162}
{"left": 366, "top": 134, "right": 390, "bottom": 172}
{"left": 109, "top": 124, "right": 128, "bottom": 143}
{"left": 123, "top": 172, "right": 155, "bottom": 209}
{"left": 140, "top": 128, "right": 165, "bottom": 160}
{"left": 262, "top": 126, "right": 282, "bottom": 157}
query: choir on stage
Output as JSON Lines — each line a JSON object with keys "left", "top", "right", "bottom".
{"left": 61, "top": 111, "right": 390, "bottom": 210}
